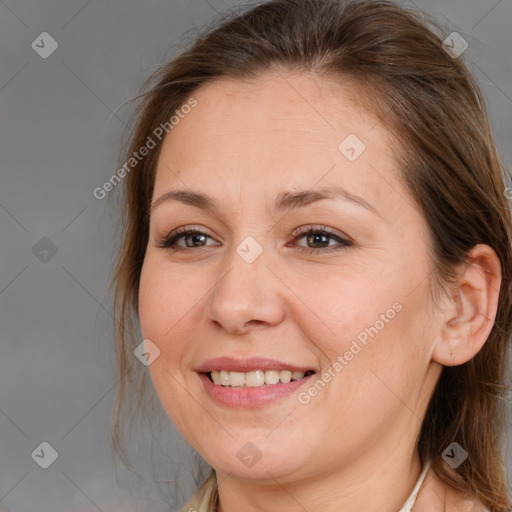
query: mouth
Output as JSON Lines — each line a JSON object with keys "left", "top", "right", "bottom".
{"left": 198, "top": 369, "right": 316, "bottom": 408}
{"left": 195, "top": 357, "right": 318, "bottom": 407}
{"left": 203, "top": 369, "right": 316, "bottom": 388}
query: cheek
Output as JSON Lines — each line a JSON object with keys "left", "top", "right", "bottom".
{"left": 138, "top": 256, "right": 203, "bottom": 362}
{"left": 138, "top": 246, "right": 429, "bottom": 373}
{"left": 295, "top": 265, "right": 430, "bottom": 405}
{"left": 138, "top": 258, "right": 207, "bottom": 430}
{"left": 295, "top": 270, "right": 402, "bottom": 359}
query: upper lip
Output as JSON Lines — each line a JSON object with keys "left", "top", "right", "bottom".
{"left": 196, "top": 357, "right": 316, "bottom": 374}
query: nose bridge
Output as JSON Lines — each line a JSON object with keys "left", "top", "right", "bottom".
{"left": 206, "top": 235, "right": 284, "bottom": 332}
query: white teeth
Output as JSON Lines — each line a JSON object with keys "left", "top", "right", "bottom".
{"left": 209, "top": 369, "right": 308, "bottom": 387}
{"left": 264, "top": 370, "right": 280, "bottom": 385}
{"left": 245, "top": 370, "right": 265, "bottom": 387}
{"left": 219, "top": 370, "right": 230, "bottom": 386}
{"left": 228, "top": 371, "right": 245, "bottom": 387}
{"left": 280, "top": 370, "right": 292, "bottom": 383}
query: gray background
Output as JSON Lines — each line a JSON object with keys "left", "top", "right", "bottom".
{"left": 1, "top": 0, "right": 511, "bottom": 511}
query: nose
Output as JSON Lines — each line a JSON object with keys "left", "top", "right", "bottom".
{"left": 205, "top": 241, "right": 286, "bottom": 335}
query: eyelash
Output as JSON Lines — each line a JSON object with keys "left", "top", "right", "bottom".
{"left": 156, "top": 225, "right": 352, "bottom": 255}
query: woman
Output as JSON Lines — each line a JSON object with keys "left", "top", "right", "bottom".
{"left": 110, "top": 1, "right": 512, "bottom": 510}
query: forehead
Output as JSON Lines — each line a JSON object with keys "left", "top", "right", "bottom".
{"left": 153, "top": 70, "right": 401, "bottom": 215}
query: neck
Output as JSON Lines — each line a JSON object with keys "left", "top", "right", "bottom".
{"left": 216, "top": 446, "right": 423, "bottom": 512}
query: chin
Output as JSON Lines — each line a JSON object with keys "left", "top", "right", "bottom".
{"left": 202, "top": 441, "right": 311, "bottom": 481}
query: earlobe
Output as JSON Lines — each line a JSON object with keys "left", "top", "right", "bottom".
{"left": 432, "top": 244, "right": 501, "bottom": 367}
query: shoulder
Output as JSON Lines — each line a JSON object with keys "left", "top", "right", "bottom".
{"left": 445, "top": 491, "right": 490, "bottom": 512}
{"left": 179, "top": 472, "right": 217, "bottom": 512}
{"left": 413, "top": 464, "right": 491, "bottom": 512}
{"left": 179, "top": 492, "right": 211, "bottom": 512}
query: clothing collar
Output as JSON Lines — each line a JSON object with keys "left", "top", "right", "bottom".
{"left": 180, "top": 459, "right": 433, "bottom": 512}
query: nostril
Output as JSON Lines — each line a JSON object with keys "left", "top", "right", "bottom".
{"left": 247, "top": 320, "right": 264, "bottom": 327}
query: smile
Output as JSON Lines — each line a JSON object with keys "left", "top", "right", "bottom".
{"left": 207, "top": 369, "right": 315, "bottom": 387}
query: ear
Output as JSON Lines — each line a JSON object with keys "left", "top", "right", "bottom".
{"left": 432, "top": 244, "right": 502, "bottom": 367}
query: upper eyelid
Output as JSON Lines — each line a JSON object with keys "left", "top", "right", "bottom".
{"left": 292, "top": 224, "right": 350, "bottom": 239}
{"left": 163, "top": 224, "right": 346, "bottom": 239}
{"left": 158, "top": 225, "right": 351, "bottom": 248}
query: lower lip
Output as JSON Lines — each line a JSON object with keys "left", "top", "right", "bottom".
{"left": 198, "top": 372, "right": 315, "bottom": 408}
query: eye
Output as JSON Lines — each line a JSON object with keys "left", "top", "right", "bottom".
{"left": 156, "top": 226, "right": 219, "bottom": 250}
{"left": 157, "top": 224, "right": 352, "bottom": 254}
{"left": 289, "top": 225, "right": 352, "bottom": 254}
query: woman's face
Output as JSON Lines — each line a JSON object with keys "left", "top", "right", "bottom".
{"left": 139, "top": 71, "right": 443, "bottom": 483}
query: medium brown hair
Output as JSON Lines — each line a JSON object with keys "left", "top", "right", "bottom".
{"left": 110, "top": 0, "right": 512, "bottom": 509}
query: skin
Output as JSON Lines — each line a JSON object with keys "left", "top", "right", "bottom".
{"left": 138, "top": 69, "right": 500, "bottom": 512}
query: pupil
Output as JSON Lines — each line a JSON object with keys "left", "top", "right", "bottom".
{"left": 308, "top": 233, "right": 327, "bottom": 248}
{"left": 187, "top": 234, "right": 205, "bottom": 247}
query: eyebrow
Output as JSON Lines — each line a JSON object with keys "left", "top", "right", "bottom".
{"left": 150, "top": 185, "right": 380, "bottom": 217}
